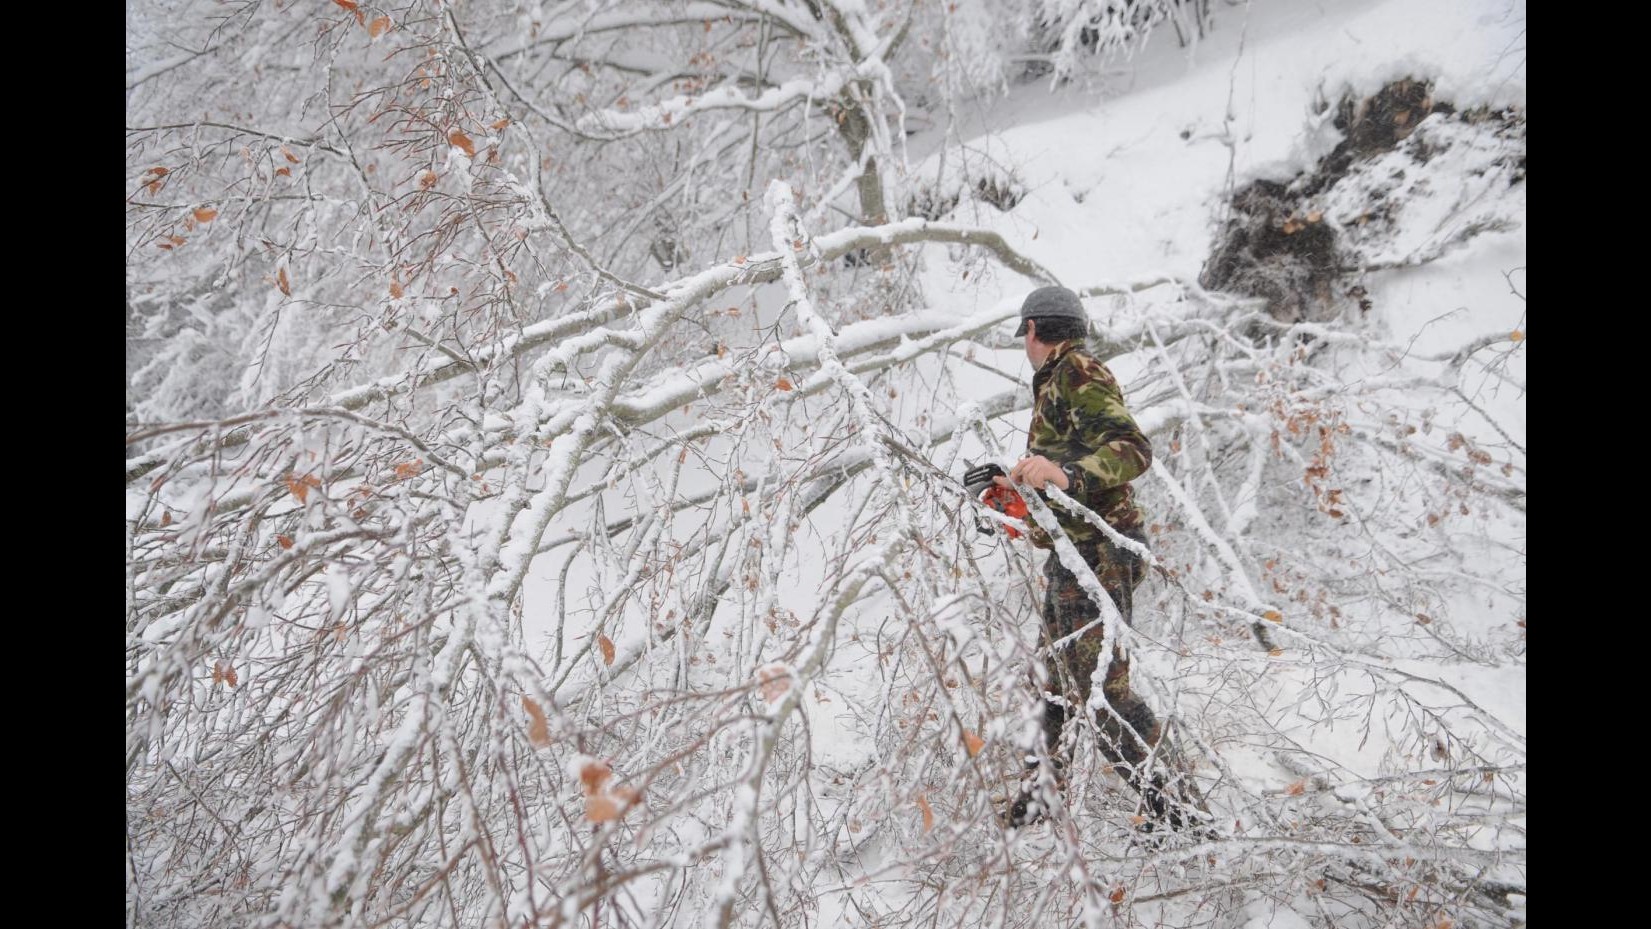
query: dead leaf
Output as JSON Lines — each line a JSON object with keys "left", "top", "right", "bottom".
{"left": 147, "top": 166, "right": 170, "bottom": 178}
{"left": 448, "top": 129, "right": 476, "bottom": 157}
{"left": 598, "top": 634, "right": 615, "bottom": 666}
{"left": 491, "top": 117, "right": 511, "bottom": 130}
{"left": 285, "top": 472, "right": 319, "bottom": 503}
{"left": 389, "top": 280, "right": 403, "bottom": 299}
{"left": 775, "top": 377, "right": 794, "bottom": 391}
{"left": 368, "top": 15, "right": 390, "bottom": 38}
{"left": 193, "top": 206, "right": 218, "bottom": 223}
{"left": 277, "top": 267, "right": 292, "bottom": 296}
{"left": 522, "top": 697, "right": 551, "bottom": 747}
{"left": 419, "top": 171, "right": 438, "bottom": 189}
{"left": 578, "top": 758, "right": 611, "bottom": 795}
{"left": 1285, "top": 779, "right": 1307, "bottom": 796}
{"left": 1262, "top": 610, "right": 1282, "bottom": 622}
{"left": 1509, "top": 329, "right": 1524, "bottom": 343}
{"left": 281, "top": 146, "right": 300, "bottom": 164}
{"left": 332, "top": 0, "right": 358, "bottom": 10}
{"left": 1267, "top": 648, "right": 1283, "bottom": 657}
{"left": 585, "top": 793, "right": 620, "bottom": 823}
{"left": 393, "top": 460, "right": 423, "bottom": 480}
{"left": 757, "top": 664, "right": 791, "bottom": 703}
{"left": 276, "top": 534, "right": 294, "bottom": 550}
{"left": 916, "top": 793, "right": 933, "bottom": 833}
{"left": 275, "top": 166, "right": 292, "bottom": 177}
{"left": 1109, "top": 885, "right": 1126, "bottom": 904}
{"left": 963, "top": 731, "right": 984, "bottom": 756}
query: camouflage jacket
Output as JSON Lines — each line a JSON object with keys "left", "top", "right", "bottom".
{"left": 1025, "top": 340, "right": 1151, "bottom": 546}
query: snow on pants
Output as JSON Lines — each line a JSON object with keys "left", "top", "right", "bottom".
{"left": 1038, "top": 532, "right": 1162, "bottom": 780}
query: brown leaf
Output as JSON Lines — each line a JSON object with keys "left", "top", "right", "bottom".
{"left": 1509, "top": 329, "right": 1524, "bottom": 343}
{"left": 491, "top": 117, "right": 511, "bottom": 130}
{"left": 211, "top": 663, "right": 222, "bottom": 685}
{"left": 419, "top": 170, "right": 438, "bottom": 189}
{"left": 1262, "top": 610, "right": 1282, "bottom": 623}
{"left": 916, "top": 793, "right": 933, "bottom": 833}
{"left": 963, "top": 731, "right": 984, "bottom": 756}
{"left": 1285, "top": 779, "right": 1307, "bottom": 796}
{"left": 578, "top": 758, "right": 612, "bottom": 795}
{"left": 1415, "top": 613, "right": 1432, "bottom": 625}
{"left": 1267, "top": 648, "right": 1283, "bottom": 657}
{"left": 277, "top": 267, "right": 292, "bottom": 296}
{"left": 368, "top": 15, "right": 390, "bottom": 37}
{"left": 448, "top": 129, "right": 476, "bottom": 157}
{"left": 522, "top": 697, "right": 551, "bottom": 747}
{"left": 1109, "top": 885, "right": 1126, "bottom": 904}
{"left": 147, "top": 166, "right": 170, "bottom": 177}
{"left": 389, "top": 280, "right": 403, "bottom": 299}
{"left": 598, "top": 634, "right": 615, "bottom": 666}
{"left": 332, "top": 0, "right": 358, "bottom": 9}
{"left": 775, "top": 377, "right": 794, "bottom": 391}
{"left": 757, "top": 664, "right": 791, "bottom": 703}
{"left": 275, "top": 166, "right": 292, "bottom": 177}
{"left": 285, "top": 472, "right": 319, "bottom": 503}
{"left": 193, "top": 206, "right": 218, "bottom": 223}
{"left": 276, "top": 534, "right": 294, "bottom": 550}
{"left": 585, "top": 793, "right": 620, "bottom": 823}
{"left": 159, "top": 511, "right": 173, "bottom": 528}
{"left": 281, "top": 146, "right": 300, "bottom": 164}
{"left": 393, "top": 459, "right": 423, "bottom": 480}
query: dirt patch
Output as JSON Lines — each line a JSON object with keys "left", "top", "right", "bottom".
{"left": 1201, "top": 179, "right": 1342, "bottom": 325}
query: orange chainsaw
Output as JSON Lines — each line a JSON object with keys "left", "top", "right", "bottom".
{"left": 963, "top": 462, "right": 1029, "bottom": 539}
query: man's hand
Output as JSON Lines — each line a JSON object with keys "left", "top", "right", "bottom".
{"left": 996, "top": 455, "right": 1069, "bottom": 491}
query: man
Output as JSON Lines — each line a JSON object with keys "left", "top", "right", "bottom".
{"left": 995, "top": 285, "right": 1186, "bottom": 830}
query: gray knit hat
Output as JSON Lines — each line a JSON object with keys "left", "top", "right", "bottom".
{"left": 1013, "top": 285, "right": 1087, "bottom": 337}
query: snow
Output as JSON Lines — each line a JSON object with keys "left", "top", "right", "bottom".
{"left": 127, "top": 0, "right": 1523, "bottom": 925}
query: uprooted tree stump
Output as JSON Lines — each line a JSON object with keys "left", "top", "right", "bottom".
{"left": 1199, "top": 78, "right": 1463, "bottom": 324}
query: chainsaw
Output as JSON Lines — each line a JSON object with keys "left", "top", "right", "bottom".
{"left": 962, "top": 462, "right": 1029, "bottom": 539}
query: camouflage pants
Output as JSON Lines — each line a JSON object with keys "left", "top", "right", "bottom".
{"left": 1038, "top": 533, "right": 1161, "bottom": 779}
